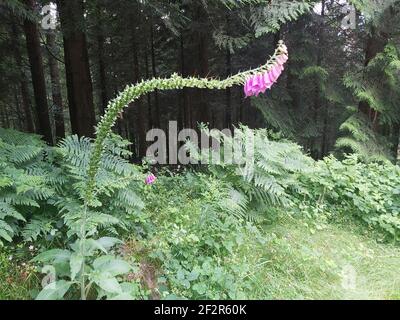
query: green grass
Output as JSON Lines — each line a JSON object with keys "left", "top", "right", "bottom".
{"left": 244, "top": 215, "right": 400, "bottom": 300}
{"left": 0, "top": 249, "right": 38, "bottom": 300}
{"left": 2, "top": 214, "right": 400, "bottom": 300}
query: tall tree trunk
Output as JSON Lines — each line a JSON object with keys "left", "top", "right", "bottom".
{"left": 14, "top": 90, "right": 24, "bottom": 130}
{"left": 150, "top": 24, "right": 160, "bottom": 128}
{"left": 310, "top": 0, "right": 325, "bottom": 159}
{"left": 131, "top": 12, "right": 147, "bottom": 158}
{"left": 197, "top": 18, "right": 210, "bottom": 125}
{"left": 225, "top": 14, "right": 232, "bottom": 130}
{"left": 97, "top": 33, "right": 108, "bottom": 115}
{"left": 94, "top": 4, "right": 108, "bottom": 115}
{"left": 46, "top": 31, "right": 65, "bottom": 140}
{"left": 23, "top": 0, "right": 53, "bottom": 144}
{"left": 1, "top": 104, "right": 10, "bottom": 128}
{"left": 180, "top": 34, "right": 191, "bottom": 129}
{"left": 10, "top": 23, "right": 35, "bottom": 133}
{"left": 190, "top": 3, "right": 210, "bottom": 128}
{"left": 57, "top": 0, "right": 96, "bottom": 138}
{"left": 392, "top": 123, "right": 400, "bottom": 161}
{"left": 145, "top": 44, "right": 153, "bottom": 129}
{"left": 225, "top": 48, "right": 233, "bottom": 129}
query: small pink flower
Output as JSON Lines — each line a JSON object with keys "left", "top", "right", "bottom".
{"left": 145, "top": 173, "right": 157, "bottom": 185}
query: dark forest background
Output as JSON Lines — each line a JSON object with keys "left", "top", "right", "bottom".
{"left": 1, "top": 0, "right": 399, "bottom": 162}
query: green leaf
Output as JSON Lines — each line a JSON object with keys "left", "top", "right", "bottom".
{"left": 110, "top": 292, "right": 135, "bottom": 300}
{"left": 95, "top": 274, "right": 122, "bottom": 294}
{"left": 93, "top": 255, "right": 131, "bottom": 277}
{"left": 0, "top": 229, "right": 12, "bottom": 242}
{"left": 36, "top": 280, "right": 72, "bottom": 300}
{"left": 96, "top": 237, "right": 123, "bottom": 251}
{"left": 193, "top": 283, "right": 207, "bottom": 295}
{"left": 32, "top": 249, "right": 71, "bottom": 264}
{"left": 70, "top": 253, "right": 84, "bottom": 281}
{"left": 88, "top": 239, "right": 108, "bottom": 254}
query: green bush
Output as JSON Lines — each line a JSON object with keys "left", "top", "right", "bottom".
{"left": 294, "top": 155, "right": 400, "bottom": 240}
{"left": 1, "top": 127, "right": 400, "bottom": 300}
{"left": 141, "top": 172, "right": 266, "bottom": 299}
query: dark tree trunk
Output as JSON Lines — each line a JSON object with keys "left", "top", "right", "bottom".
{"left": 321, "top": 109, "right": 329, "bottom": 157}
{"left": 23, "top": 0, "right": 53, "bottom": 144}
{"left": 57, "top": 0, "right": 96, "bottom": 138}
{"left": 180, "top": 34, "right": 191, "bottom": 129}
{"left": 94, "top": 5, "right": 108, "bottom": 115}
{"left": 150, "top": 24, "right": 160, "bottom": 128}
{"left": 46, "top": 31, "right": 65, "bottom": 140}
{"left": 225, "top": 15, "right": 232, "bottom": 130}
{"left": 225, "top": 48, "right": 233, "bottom": 129}
{"left": 190, "top": 3, "right": 210, "bottom": 128}
{"left": 310, "top": 0, "right": 325, "bottom": 159}
{"left": 97, "top": 34, "right": 108, "bottom": 115}
{"left": 14, "top": 90, "right": 24, "bottom": 130}
{"left": 10, "top": 23, "right": 35, "bottom": 133}
{"left": 197, "top": 19, "right": 210, "bottom": 125}
{"left": 145, "top": 44, "right": 153, "bottom": 129}
{"left": 98, "top": 38, "right": 108, "bottom": 115}
{"left": 392, "top": 123, "right": 400, "bottom": 161}
{"left": 238, "top": 100, "right": 245, "bottom": 124}
{"left": 1, "top": 104, "right": 10, "bottom": 128}
{"left": 131, "top": 16, "right": 147, "bottom": 158}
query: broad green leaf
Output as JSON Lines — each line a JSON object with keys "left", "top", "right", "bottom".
{"left": 36, "top": 280, "right": 72, "bottom": 300}
{"left": 95, "top": 275, "right": 122, "bottom": 294}
{"left": 96, "top": 237, "right": 122, "bottom": 251}
{"left": 70, "top": 253, "right": 84, "bottom": 281}
{"left": 93, "top": 255, "right": 131, "bottom": 276}
{"left": 32, "top": 249, "right": 71, "bottom": 264}
{"left": 0, "top": 229, "right": 12, "bottom": 242}
{"left": 110, "top": 293, "right": 135, "bottom": 300}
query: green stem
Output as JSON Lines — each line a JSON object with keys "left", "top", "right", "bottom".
{"left": 84, "top": 41, "right": 287, "bottom": 206}
{"left": 79, "top": 203, "right": 88, "bottom": 300}
{"left": 79, "top": 44, "right": 288, "bottom": 299}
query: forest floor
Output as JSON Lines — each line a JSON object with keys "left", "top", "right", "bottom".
{"left": 250, "top": 216, "right": 400, "bottom": 300}
{"left": 1, "top": 215, "right": 400, "bottom": 300}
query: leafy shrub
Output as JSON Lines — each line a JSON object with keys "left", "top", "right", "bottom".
{"left": 187, "top": 126, "right": 314, "bottom": 222}
{"left": 0, "top": 128, "right": 147, "bottom": 299}
{"left": 141, "top": 171, "right": 267, "bottom": 299}
{"left": 295, "top": 155, "right": 400, "bottom": 240}
{"left": 0, "top": 128, "right": 55, "bottom": 245}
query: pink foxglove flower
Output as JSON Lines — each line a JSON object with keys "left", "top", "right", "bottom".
{"left": 145, "top": 173, "right": 157, "bottom": 185}
{"left": 276, "top": 54, "right": 288, "bottom": 66}
{"left": 244, "top": 52, "right": 288, "bottom": 98}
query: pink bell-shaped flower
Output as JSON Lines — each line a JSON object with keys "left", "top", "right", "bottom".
{"left": 145, "top": 173, "right": 157, "bottom": 185}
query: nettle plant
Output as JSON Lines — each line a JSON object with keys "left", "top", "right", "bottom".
{"left": 34, "top": 41, "right": 289, "bottom": 300}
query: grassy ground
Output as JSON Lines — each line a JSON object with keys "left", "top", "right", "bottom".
{"left": 0, "top": 249, "right": 38, "bottom": 300}
{"left": 245, "top": 216, "right": 400, "bottom": 300}
{"left": 1, "top": 215, "right": 400, "bottom": 300}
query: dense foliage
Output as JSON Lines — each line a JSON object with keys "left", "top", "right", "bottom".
{"left": 0, "top": 0, "right": 399, "bottom": 301}
{"left": 1, "top": 126, "right": 399, "bottom": 299}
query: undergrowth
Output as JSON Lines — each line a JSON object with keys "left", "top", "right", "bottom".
{"left": 1, "top": 126, "right": 400, "bottom": 300}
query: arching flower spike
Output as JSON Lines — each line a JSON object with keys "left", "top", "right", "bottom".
{"left": 244, "top": 43, "right": 289, "bottom": 98}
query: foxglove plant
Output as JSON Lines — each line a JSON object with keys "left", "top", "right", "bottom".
{"left": 244, "top": 44, "right": 288, "bottom": 97}
{"left": 35, "top": 41, "right": 289, "bottom": 300}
